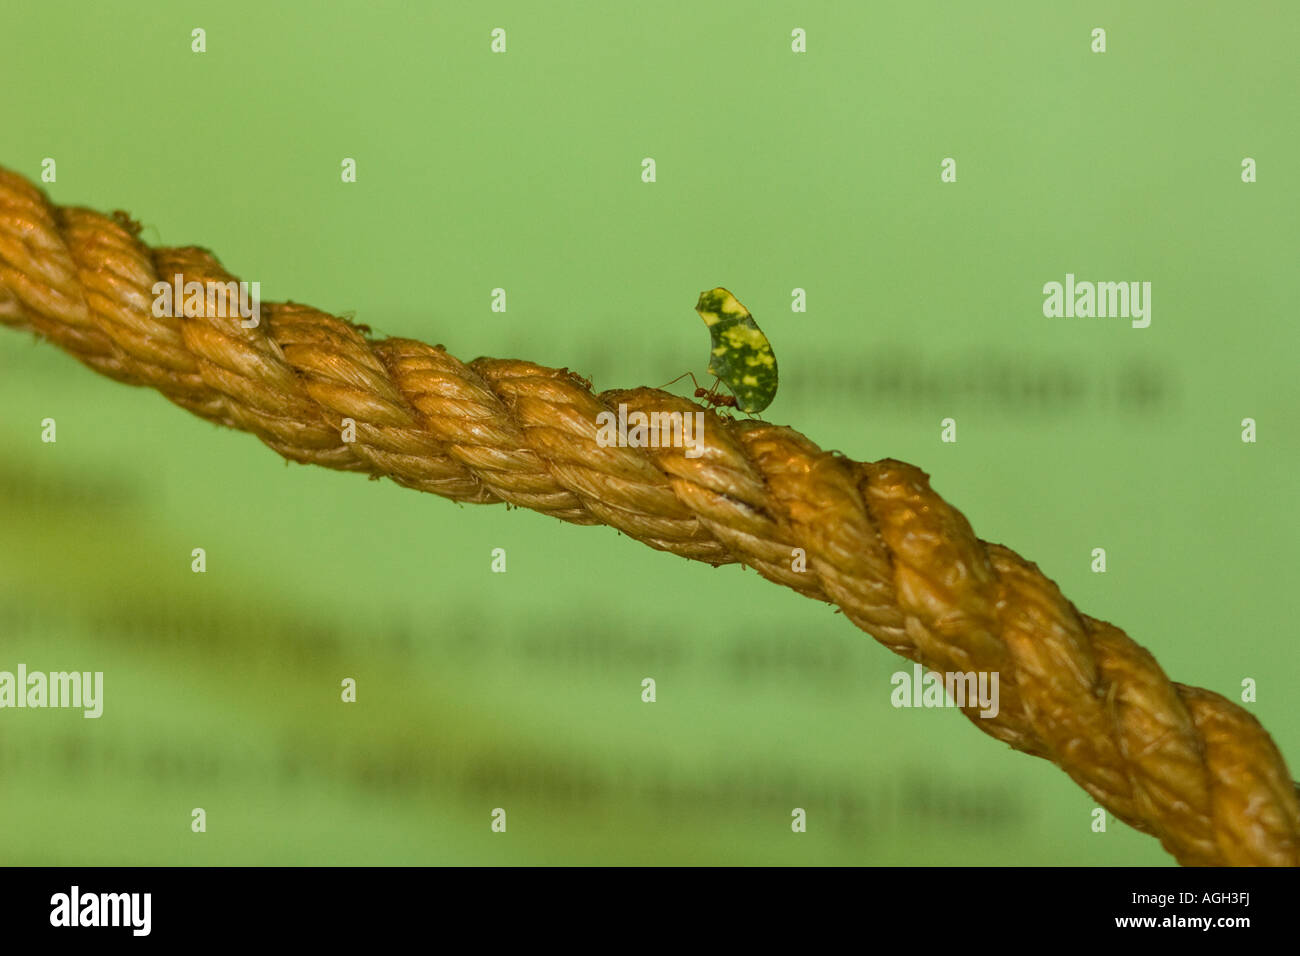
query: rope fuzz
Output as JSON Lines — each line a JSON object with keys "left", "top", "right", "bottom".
{"left": 1, "top": 167, "right": 1296, "bottom": 866}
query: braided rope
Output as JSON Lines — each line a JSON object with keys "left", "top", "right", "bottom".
{"left": 1, "top": 167, "right": 1296, "bottom": 866}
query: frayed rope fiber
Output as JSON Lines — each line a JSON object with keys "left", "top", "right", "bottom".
{"left": 1, "top": 167, "right": 1296, "bottom": 866}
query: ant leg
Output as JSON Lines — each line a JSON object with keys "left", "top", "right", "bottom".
{"left": 658, "top": 371, "right": 703, "bottom": 392}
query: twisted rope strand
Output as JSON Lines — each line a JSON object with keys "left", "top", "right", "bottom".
{"left": 1, "top": 167, "right": 1296, "bottom": 866}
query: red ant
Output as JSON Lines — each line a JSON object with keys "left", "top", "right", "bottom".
{"left": 659, "top": 372, "right": 739, "bottom": 410}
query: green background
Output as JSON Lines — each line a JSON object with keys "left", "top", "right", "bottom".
{"left": 1, "top": 1, "right": 1296, "bottom": 865}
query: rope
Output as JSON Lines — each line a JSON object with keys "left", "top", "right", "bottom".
{"left": 1, "top": 166, "right": 1296, "bottom": 867}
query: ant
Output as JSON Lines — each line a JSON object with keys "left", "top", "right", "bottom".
{"left": 560, "top": 367, "right": 593, "bottom": 392}
{"left": 659, "top": 372, "right": 739, "bottom": 410}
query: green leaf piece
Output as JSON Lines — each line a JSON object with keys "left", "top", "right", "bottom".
{"left": 694, "top": 287, "right": 778, "bottom": 414}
